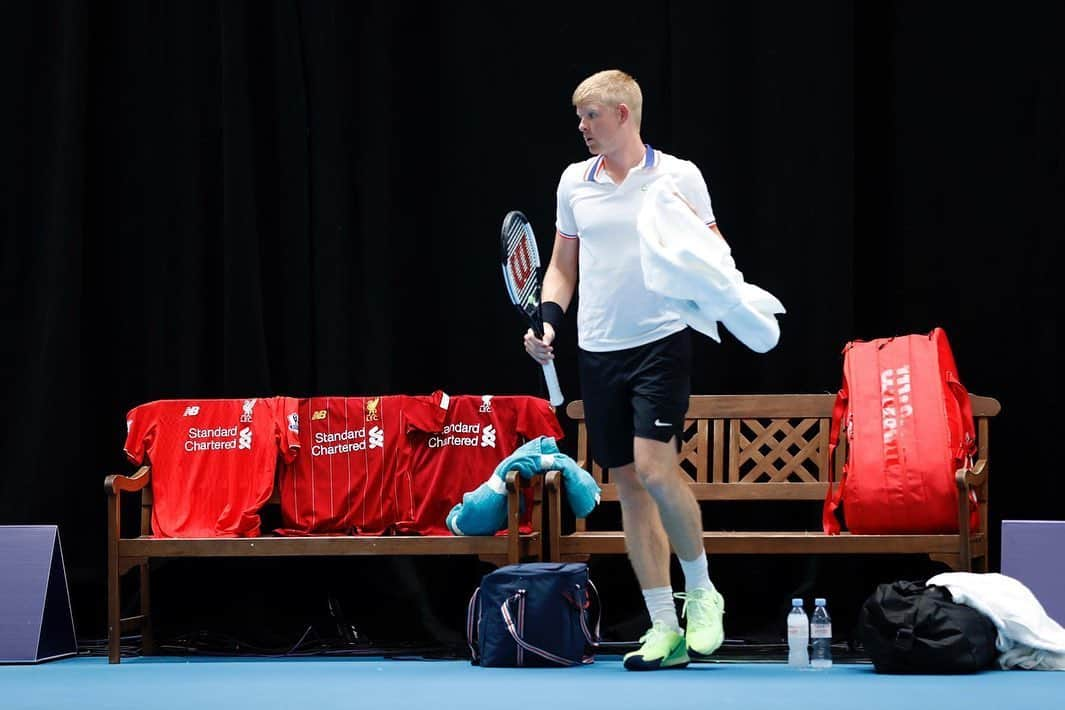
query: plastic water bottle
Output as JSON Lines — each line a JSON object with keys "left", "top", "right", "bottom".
{"left": 810, "top": 598, "right": 833, "bottom": 669}
{"left": 787, "top": 598, "right": 809, "bottom": 667}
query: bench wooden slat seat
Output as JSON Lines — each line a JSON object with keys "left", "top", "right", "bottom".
{"left": 546, "top": 393, "right": 1000, "bottom": 573}
{"left": 551, "top": 530, "right": 986, "bottom": 556}
{"left": 113, "top": 534, "right": 531, "bottom": 558}
{"left": 106, "top": 467, "right": 542, "bottom": 664}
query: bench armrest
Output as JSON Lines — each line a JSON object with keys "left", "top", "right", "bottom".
{"left": 952, "top": 457, "right": 989, "bottom": 568}
{"left": 105, "top": 466, "right": 151, "bottom": 496}
{"left": 502, "top": 470, "right": 548, "bottom": 562}
{"left": 544, "top": 470, "right": 561, "bottom": 493}
{"left": 956, "top": 458, "right": 987, "bottom": 490}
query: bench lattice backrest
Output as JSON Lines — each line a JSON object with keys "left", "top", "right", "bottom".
{"left": 570, "top": 393, "right": 997, "bottom": 530}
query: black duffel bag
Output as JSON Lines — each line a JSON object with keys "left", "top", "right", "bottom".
{"left": 858, "top": 579, "right": 998, "bottom": 673}
{"left": 466, "top": 562, "right": 599, "bottom": 667}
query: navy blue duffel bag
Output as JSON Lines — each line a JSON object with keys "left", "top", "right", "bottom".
{"left": 466, "top": 562, "right": 600, "bottom": 667}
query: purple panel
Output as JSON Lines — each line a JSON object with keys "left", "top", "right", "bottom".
{"left": 1001, "top": 520, "right": 1065, "bottom": 627}
{"left": 0, "top": 525, "right": 76, "bottom": 663}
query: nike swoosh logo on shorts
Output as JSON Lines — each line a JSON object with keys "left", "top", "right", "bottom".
{"left": 654, "top": 419, "right": 672, "bottom": 427}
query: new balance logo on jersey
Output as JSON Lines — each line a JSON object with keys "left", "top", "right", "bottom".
{"left": 240, "top": 399, "right": 256, "bottom": 423}
{"left": 368, "top": 426, "right": 384, "bottom": 449}
{"left": 311, "top": 409, "right": 327, "bottom": 420}
{"left": 479, "top": 395, "right": 493, "bottom": 413}
{"left": 183, "top": 406, "right": 200, "bottom": 416}
{"left": 480, "top": 425, "right": 496, "bottom": 448}
{"left": 238, "top": 427, "right": 253, "bottom": 450}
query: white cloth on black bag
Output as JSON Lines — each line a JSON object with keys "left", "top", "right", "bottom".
{"left": 928, "top": 571, "right": 1065, "bottom": 670}
{"left": 637, "top": 175, "right": 785, "bottom": 353}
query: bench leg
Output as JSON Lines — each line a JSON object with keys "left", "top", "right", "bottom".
{"left": 107, "top": 496, "right": 122, "bottom": 664}
{"left": 108, "top": 559, "right": 121, "bottom": 663}
{"left": 140, "top": 561, "right": 154, "bottom": 655}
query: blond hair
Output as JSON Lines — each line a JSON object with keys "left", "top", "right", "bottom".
{"left": 572, "top": 69, "right": 643, "bottom": 129}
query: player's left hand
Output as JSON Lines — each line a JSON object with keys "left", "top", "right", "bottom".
{"left": 523, "top": 325, "right": 555, "bottom": 365}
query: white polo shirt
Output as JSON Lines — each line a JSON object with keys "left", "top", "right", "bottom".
{"left": 556, "top": 145, "right": 717, "bottom": 352}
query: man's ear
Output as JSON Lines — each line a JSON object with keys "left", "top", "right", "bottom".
{"left": 617, "top": 103, "right": 630, "bottom": 124}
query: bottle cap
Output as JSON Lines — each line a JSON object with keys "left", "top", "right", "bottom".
{"left": 815, "top": 598, "right": 826, "bottom": 605}
{"left": 792, "top": 598, "right": 803, "bottom": 606}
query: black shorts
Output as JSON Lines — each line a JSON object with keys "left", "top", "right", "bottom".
{"left": 578, "top": 328, "right": 692, "bottom": 469}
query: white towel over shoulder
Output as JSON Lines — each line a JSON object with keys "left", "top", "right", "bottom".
{"left": 928, "top": 572, "right": 1065, "bottom": 670}
{"left": 637, "top": 175, "right": 785, "bottom": 353}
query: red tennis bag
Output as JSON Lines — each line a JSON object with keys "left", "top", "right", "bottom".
{"left": 823, "top": 328, "right": 978, "bottom": 534}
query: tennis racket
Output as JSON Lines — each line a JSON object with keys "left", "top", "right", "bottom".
{"left": 500, "top": 210, "right": 564, "bottom": 407}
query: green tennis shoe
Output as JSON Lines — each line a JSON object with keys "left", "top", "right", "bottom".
{"left": 676, "top": 587, "right": 725, "bottom": 660}
{"left": 622, "top": 621, "right": 690, "bottom": 671}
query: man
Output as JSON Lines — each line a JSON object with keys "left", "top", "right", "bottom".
{"left": 523, "top": 69, "right": 725, "bottom": 671}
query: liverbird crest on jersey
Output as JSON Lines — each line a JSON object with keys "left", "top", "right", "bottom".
{"left": 240, "top": 399, "right": 257, "bottom": 423}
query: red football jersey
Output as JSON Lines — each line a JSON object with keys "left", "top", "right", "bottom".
{"left": 277, "top": 393, "right": 449, "bottom": 535}
{"left": 394, "top": 395, "right": 564, "bottom": 535}
{"left": 124, "top": 397, "right": 300, "bottom": 538}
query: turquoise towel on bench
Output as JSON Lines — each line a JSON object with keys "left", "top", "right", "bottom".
{"left": 445, "top": 436, "right": 601, "bottom": 536}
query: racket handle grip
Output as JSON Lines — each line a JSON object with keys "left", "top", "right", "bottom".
{"left": 541, "top": 361, "right": 564, "bottom": 407}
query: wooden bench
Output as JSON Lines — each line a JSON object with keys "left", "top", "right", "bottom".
{"left": 105, "top": 468, "right": 543, "bottom": 664}
{"left": 545, "top": 394, "right": 1000, "bottom": 572}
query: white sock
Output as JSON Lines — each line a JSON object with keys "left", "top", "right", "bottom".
{"left": 678, "top": 553, "right": 714, "bottom": 593}
{"left": 642, "top": 586, "right": 680, "bottom": 632}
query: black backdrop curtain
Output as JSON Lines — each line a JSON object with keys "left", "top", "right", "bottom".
{"left": 2, "top": 0, "right": 1060, "bottom": 651}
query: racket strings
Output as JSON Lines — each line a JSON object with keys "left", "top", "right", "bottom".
{"left": 511, "top": 267, "right": 539, "bottom": 303}
{"left": 503, "top": 221, "right": 542, "bottom": 262}
{"left": 503, "top": 223, "right": 542, "bottom": 307}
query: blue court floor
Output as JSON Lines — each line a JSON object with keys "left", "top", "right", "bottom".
{"left": 3, "top": 655, "right": 1063, "bottom": 710}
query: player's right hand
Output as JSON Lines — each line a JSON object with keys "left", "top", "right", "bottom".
{"left": 524, "top": 324, "right": 555, "bottom": 365}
